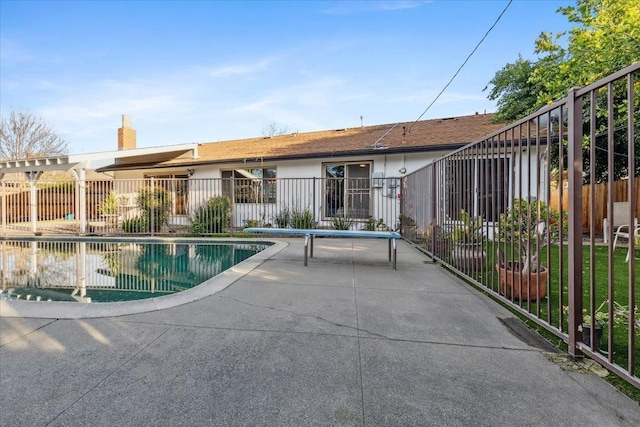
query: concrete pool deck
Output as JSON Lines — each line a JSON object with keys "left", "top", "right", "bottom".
{"left": 1, "top": 238, "right": 639, "bottom": 426}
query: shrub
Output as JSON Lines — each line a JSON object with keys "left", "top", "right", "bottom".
{"left": 137, "top": 186, "right": 172, "bottom": 232}
{"left": 191, "top": 195, "right": 231, "bottom": 234}
{"left": 452, "top": 209, "right": 483, "bottom": 244}
{"left": 122, "top": 216, "right": 149, "bottom": 233}
{"left": 272, "top": 207, "right": 290, "bottom": 228}
{"left": 101, "top": 191, "right": 119, "bottom": 215}
{"left": 290, "top": 207, "right": 314, "bottom": 229}
{"left": 364, "top": 217, "right": 386, "bottom": 231}
{"left": 331, "top": 215, "right": 353, "bottom": 230}
{"left": 363, "top": 217, "right": 376, "bottom": 231}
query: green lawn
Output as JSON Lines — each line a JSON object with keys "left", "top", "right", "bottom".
{"left": 466, "top": 242, "right": 639, "bottom": 381}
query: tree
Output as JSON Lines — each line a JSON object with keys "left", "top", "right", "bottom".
{"left": 261, "top": 122, "right": 290, "bottom": 137}
{"left": 0, "top": 110, "right": 68, "bottom": 160}
{"left": 485, "top": 0, "right": 640, "bottom": 120}
{"left": 529, "top": 0, "right": 640, "bottom": 105}
{"left": 483, "top": 56, "right": 544, "bottom": 123}
{"left": 484, "top": 0, "right": 640, "bottom": 183}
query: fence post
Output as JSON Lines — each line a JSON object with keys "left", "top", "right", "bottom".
{"left": 26, "top": 171, "right": 42, "bottom": 234}
{"left": 313, "top": 177, "right": 317, "bottom": 227}
{"left": 78, "top": 168, "right": 87, "bottom": 235}
{"left": 1, "top": 180, "right": 6, "bottom": 236}
{"left": 229, "top": 178, "right": 234, "bottom": 236}
{"left": 400, "top": 176, "right": 406, "bottom": 237}
{"left": 626, "top": 72, "right": 636, "bottom": 375}
{"left": 150, "top": 177, "right": 155, "bottom": 236}
{"left": 567, "top": 87, "right": 584, "bottom": 360}
{"left": 430, "top": 165, "right": 437, "bottom": 255}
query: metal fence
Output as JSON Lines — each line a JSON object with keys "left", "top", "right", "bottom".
{"left": 1, "top": 63, "right": 637, "bottom": 387}
{"left": 0, "top": 177, "right": 401, "bottom": 236}
{"left": 402, "top": 62, "right": 639, "bottom": 387}
{"left": 0, "top": 239, "right": 268, "bottom": 302}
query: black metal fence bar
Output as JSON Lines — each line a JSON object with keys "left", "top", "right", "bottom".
{"left": 402, "top": 62, "right": 639, "bottom": 388}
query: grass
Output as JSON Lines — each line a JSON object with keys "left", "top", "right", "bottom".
{"left": 453, "top": 241, "right": 640, "bottom": 398}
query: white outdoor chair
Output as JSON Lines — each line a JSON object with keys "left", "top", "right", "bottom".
{"left": 622, "top": 226, "right": 640, "bottom": 262}
{"left": 603, "top": 201, "right": 638, "bottom": 245}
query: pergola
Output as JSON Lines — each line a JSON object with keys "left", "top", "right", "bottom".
{"left": 0, "top": 144, "right": 198, "bottom": 234}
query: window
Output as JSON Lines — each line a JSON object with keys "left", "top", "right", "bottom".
{"left": 222, "top": 168, "right": 276, "bottom": 203}
{"left": 324, "top": 162, "right": 371, "bottom": 219}
{"left": 445, "top": 157, "right": 509, "bottom": 222}
{"left": 148, "top": 174, "right": 189, "bottom": 215}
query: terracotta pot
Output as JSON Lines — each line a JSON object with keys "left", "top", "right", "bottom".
{"left": 427, "top": 238, "right": 450, "bottom": 258}
{"left": 495, "top": 262, "right": 548, "bottom": 301}
{"left": 452, "top": 243, "right": 486, "bottom": 272}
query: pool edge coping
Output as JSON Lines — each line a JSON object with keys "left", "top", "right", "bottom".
{"left": 0, "top": 238, "right": 288, "bottom": 319}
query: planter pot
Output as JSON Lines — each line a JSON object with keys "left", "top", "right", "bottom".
{"left": 403, "top": 225, "right": 417, "bottom": 242}
{"left": 496, "top": 262, "right": 548, "bottom": 301}
{"left": 427, "top": 238, "right": 451, "bottom": 259}
{"left": 581, "top": 324, "right": 603, "bottom": 350}
{"left": 451, "top": 243, "right": 486, "bottom": 272}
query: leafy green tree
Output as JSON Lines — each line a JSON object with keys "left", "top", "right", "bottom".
{"left": 530, "top": 0, "right": 639, "bottom": 104}
{"left": 486, "top": 0, "right": 639, "bottom": 119}
{"left": 485, "top": 0, "right": 640, "bottom": 183}
{"left": 483, "top": 56, "right": 544, "bottom": 123}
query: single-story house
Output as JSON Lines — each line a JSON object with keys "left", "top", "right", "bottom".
{"left": 91, "top": 113, "right": 506, "bottom": 230}
{"left": 0, "top": 113, "right": 518, "bottom": 233}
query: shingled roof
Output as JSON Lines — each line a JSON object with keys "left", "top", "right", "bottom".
{"left": 188, "top": 113, "right": 502, "bottom": 165}
{"left": 101, "top": 113, "right": 504, "bottom": 171}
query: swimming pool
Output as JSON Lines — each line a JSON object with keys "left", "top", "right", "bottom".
{"left": 0, "top": 237, "right": 284, "bottom": 318}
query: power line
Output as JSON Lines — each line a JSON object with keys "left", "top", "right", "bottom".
{"left": 406, "top": 0, "right": 513, "bottom": 133}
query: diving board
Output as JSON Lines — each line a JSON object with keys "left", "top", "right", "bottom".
{"left": 243, "top": 228, "right": 402, "bottom": 270}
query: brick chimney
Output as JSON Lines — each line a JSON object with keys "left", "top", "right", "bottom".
{"left": 117, "top": 115, "right": 136, "bottom": 150}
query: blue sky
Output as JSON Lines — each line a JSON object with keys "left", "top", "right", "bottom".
{"left": 1, "top": 0, "right": 573, "bottom": 155}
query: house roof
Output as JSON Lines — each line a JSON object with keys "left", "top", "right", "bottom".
{"left": 98, "top": 113, "right": 504, "bottom": 171}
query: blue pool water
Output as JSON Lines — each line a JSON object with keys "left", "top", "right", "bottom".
{"left": 0, "top": 239, "right": 271, "bottom": 303}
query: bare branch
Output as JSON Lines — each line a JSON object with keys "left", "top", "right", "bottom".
{"left": 261, "top": 122, "right": 290, "bottom": 138}
{"left": 0, "top": 110, "right": 68, "bottom": 160}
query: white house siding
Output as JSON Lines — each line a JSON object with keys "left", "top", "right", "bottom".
{"left": 104, "top": 149, "right": 458, "bottom": 230}
{"left": 181, "top": 151, "right": 446, "bottom": 230}
{"left": 509, "top": 146, "right": 549, "bottom": 203}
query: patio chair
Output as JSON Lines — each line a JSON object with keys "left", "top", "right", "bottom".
{"left": 622, "top": 226, "right": 640, "bottom": 262}
{"left": 603, "top": 201, "right": 638, "bottom": 245}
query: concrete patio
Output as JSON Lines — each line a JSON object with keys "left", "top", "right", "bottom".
{"left": 1, "top": 238, "right": 639, "bottom": 426}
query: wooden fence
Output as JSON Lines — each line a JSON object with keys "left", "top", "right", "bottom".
{"left": 1, "top": 182, "right": 113, "bottom": 223}
{"left": 550, "top": 178, "right": 640, "bottom": 234}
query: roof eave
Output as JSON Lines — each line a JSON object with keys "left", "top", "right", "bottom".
{"left": 96, "top": 143, "right": 470, "bottom": 172}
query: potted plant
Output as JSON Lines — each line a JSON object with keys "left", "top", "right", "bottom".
{"left": 424, "top": 220, "right": 451, "bottom": 259}
{"left": 495, "top": 198, "right": 565, "bottom": 301}
{"left": 580, "top": 307, "right": 608, "bottom": 350}
{"left": 573, "top": 300, "right": 638, "bottom": 350}
{"left": 450, "top": 209, "right": 485, "bottom": 272}
{"left": 375, "top": 219, "right": 388, "bottom": 231}
{"left": 400, "top": 215, "right": 417, "bottom": 241}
